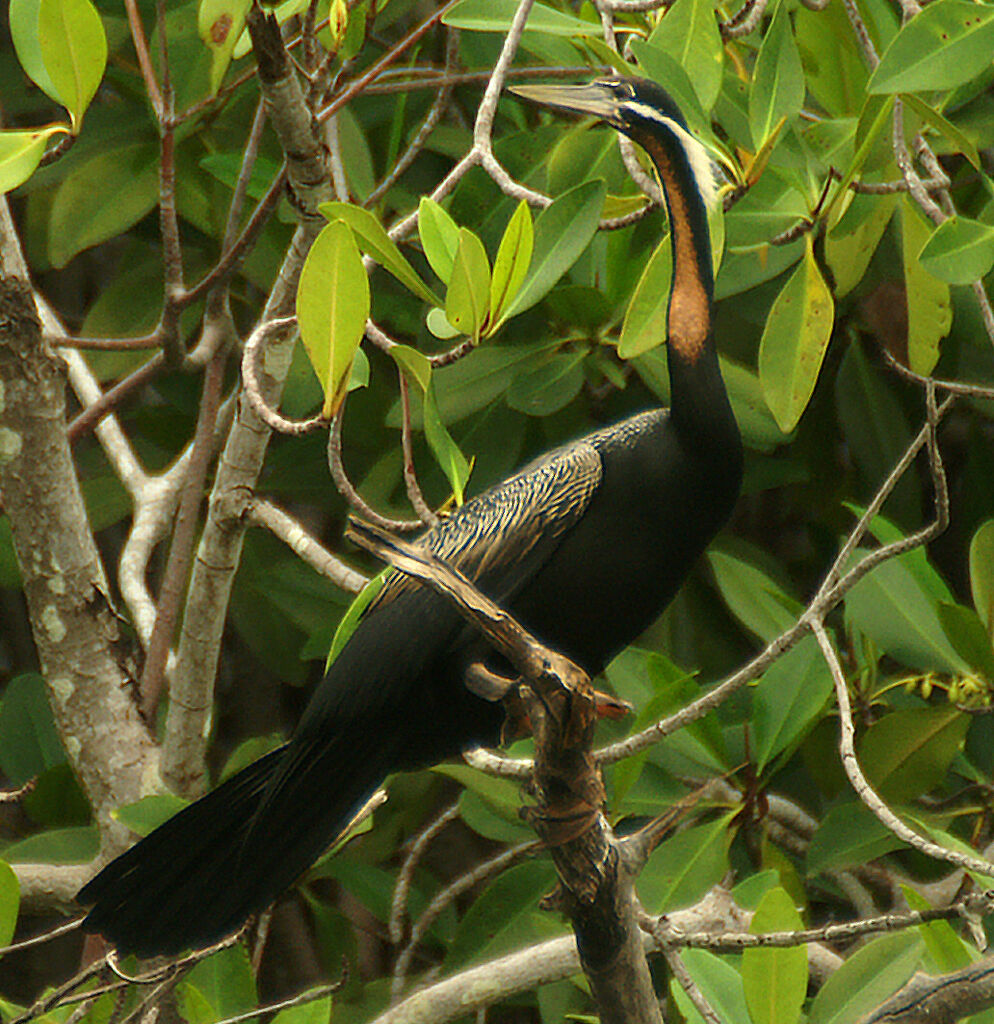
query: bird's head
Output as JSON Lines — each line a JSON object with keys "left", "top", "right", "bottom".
{"left": 509, "top": 76, "right": 718, "bottom": 209}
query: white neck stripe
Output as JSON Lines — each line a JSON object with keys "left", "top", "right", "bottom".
{"left": 621, "top": 102, "right": 719, "bottom": 211}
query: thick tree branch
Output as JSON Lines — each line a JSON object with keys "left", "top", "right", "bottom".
{"left": 346, "top": 518, "right": 662, "bottom": 1024}
{"left": 0, "top": 279, "right": 157, "bottom": 856}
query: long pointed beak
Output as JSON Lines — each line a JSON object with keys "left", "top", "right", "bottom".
{"left": 508, "top": 82, "right": 620, "bottom": 122}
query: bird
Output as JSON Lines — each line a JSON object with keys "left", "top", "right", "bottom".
{"left": 77, "top": 76, "right": 743, "bottom": 958}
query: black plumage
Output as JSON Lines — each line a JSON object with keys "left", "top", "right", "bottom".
{"left": 78, "top": 76, "right": 743, "bottom": 957}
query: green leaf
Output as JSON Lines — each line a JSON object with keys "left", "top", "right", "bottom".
{"left": 445, "top": 227, "right": 491, "bottom": 342}
{"left": 2, "top": 825, "right": 99, "bottom": 864}
{"left": 860, "top": 706, "right": 970, "bottom": 804}
{"left": 902, "top": 886, "right": 973, "bottom": 972}
{"left": 418, "top": 197, "right": 460, "bottom": 286}
{"left": 900, "top": 93, "right": 980, "bottom": 170}
{"left": 9, "top": 0, "right": 59, "bottom": 100}
{"left": 177, "top": 946, "right": 257, "bottom": 1024}
{"left": 506, "top": 179, "right": 607, "bottom": 318}
{"left": 918, "top": 216, "right": 994, "bottom": 285}
{"left": 618, "top": 234, "right": 672, "bottom": 359}
{"left": 488, "top": 200, "right": 533, "bottom": 332}
{"left": 845, "top": 545, "right": 967, "bottom": 674}
{"left": 296, "top": 219, "right": 371, "bottom": 418}
{"left": 647, "top": 0, "right": 724, "bottom": 111}
{"left": 807, "top": 802, "right": 903, "bottom": 874}
{"left": 0, "top": 125, "right": 67, "bottom": 194}
{"left": 759, "top": 237, "right": 834, "bottom": 432}
{"left": 826, "top": 94, "right": 894, "bottom": 221}
{"left": 271, "top": 993, "right": 333, "bottom": 1024}
{"left": 0, "top": 861, "right": 18, "bottom": 948}
{"left": 868, "top": 0, "right": 994, "bottom": 94}
{"left": 825, "top": 192, "right": 897, "bottom": 298}
{"left": 627, "top": 41, "right": 709, "bottom": 137}
{"left": 938, "top": 603, "right": 994, "bottom": 679}
{"left": 327, "top": 568, "right": 389, "bottom": 670}
{"left": 707, "top": 549, "right": 801, "bottom": 643}
{"left": 742, "top": 887, "right": 807, "bottom": 1024}
{"left": 748, "top": 0, "right": 805, "bottom": 149}
{"left": 808, "top": 932, "right": 922, "bottom": 1024}
{"left": 197, "top": 0, "right": 251, "bottom": 94}
{"left": 0, "top": 673, "right": 66, "bottom": 785}
{"left": 672, "top": 949, "right": 752, "bottom": 1024}
{"left": 443, "top": 0, "right": 599, "bottom": 37}
{"left": 38, "top": 0, "right": 107, "bottom": 130}
{"left": 754, "top": 636, "right": 833, "bottom": 771}
{"left": 444, "top": 861, "right": 557, "bottom": 968}
{"left": 970, "top": 519, "right": 994, "bottom": 633}
{"left": 390, "top": 344, "right": 473, "bottom": 504}
{"left": 48, "top": 140, "right": 159, "bottom": 268}
{"left": 423, "top": 381, "right": 472, "bottom": 504}
{"left": 506, "top": 350, "right": 586, "bottom": 416}
{"left": 113, "top": 793, "right": 189, "bottom": 836}
{"left": 319, "top": 201, "right": 441, "bottom": 306}
{"left": 433, "top": 763, "right": 524, "bottom": 823}
{"left": 639, "top": 815, "right": 734, "bottom": 913}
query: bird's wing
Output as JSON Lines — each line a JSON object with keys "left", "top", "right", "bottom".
{"left": 369, "top": 439, "right": 603, "bottom": 610}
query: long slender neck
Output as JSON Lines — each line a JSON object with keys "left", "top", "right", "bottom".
{"left": 635, "top": 130, "right": 731, "bottom": 446}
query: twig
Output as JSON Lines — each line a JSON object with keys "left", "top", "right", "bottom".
{"left": 814, "top": 619, "right": 994, "bottom": 880}
{"left": 124, "top": 0, "right": 163, "bottom": 118}
{"left": 140, "top": 340, "right": 229, "bottom": 719}
{"left": 389, "top": 802, "right": 461, "bottom": 944}
{"left": 364, "top": 29, "right": 461, "bottom": 209}
{"left": 398, "top": 370, "right": 439, "bottom": 526}
{"left": 316, "top": 0, "right": 462, "bottom": 125}
{"left": 646, "top": 891, "right": 994, "bottom": 952}
{"left": 179, "top": 167, "right": 288, "bottom": 308}
{"left": 661, "top": 947, "right": 721, "bottom": 1024}
{"left": 67, "top": 354, "right": 165, "bottom": 443}
{"left": 239, "top": 316, "right": 325, "bottom": 435}
{"left": 721, "top": 0, "right": 770, "bottom": 39}
{"left": 328, "top": 409, "right": 423, "bottom": 532}
{"left": 840, "top": 0, "right": 880, "bottom": 68}
{"left": 0, "top": 917, "right": 82, "bottom": 958}
{"left": 881, "top": 349, "right": 994, "bottom": 400}
{"left": 392, "top": 843, "right": 536, "bottom": 1001}
{"left": 209, "top": 980, "right": 346, "bottom": 1024}
{"left": 247, "top": 498, "right": 368, "bottom": 593}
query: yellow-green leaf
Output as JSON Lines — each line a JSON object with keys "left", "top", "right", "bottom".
{"left": 900, "top": 93, "right": 980, "bottom": 170}
{"left": 10, "top": 0, "right": 59, "bottom": 101}
{"left": 742, "top": 887, "right": 807, "bottom": 1024}
{"left": 487, "top": 200, "right": 533, "bottom": 333}
{"left": 918, "top": 216, "right": 994, "bottom": 286}
{"left": 38, "top": 0, "right": 107, "bottom": 131}
{"left": 748, "top": 0, "right": 804, "bottom": 150}
{"left": 388, "top": 343, "right": 432, "bottom": 392}
{"left": 327, "top": 568, "right": 388, "bottom": 670}
{"left": 445, "top": 227, "right": 491, "bottom": 342}
{"left": 389, "top": 344, "right": 472, "bottom": 504}
{"left": 320, "top": 201, "right": 441, "bottom": 306}
{"left": 418, "top": 197, "right": 460, "bottom": 286}
{"left": 648, "top": 0, "right": 724, "bottom": 111}
{"left": 969, "top": 519, "right": 994, "bottom": 634}
{"left": 759, "top": 237, "right": 834, "bottom": 432}
{"left": 0, "top": 860, "right": 18, "bottom": 947}
{"left": 618, "top": 234, "right": 672, "bottom": 359}
{"left": 198, "top": 0, "right": 251, "bottom": 94}
{"left": 296, "top": 219, "right": 371, "bottom": 418}
{"left": 0, "top": 125, "right": 68, "bottom": 194}
{"left": 901, "top": 197, "right": 951, "bottom": 375}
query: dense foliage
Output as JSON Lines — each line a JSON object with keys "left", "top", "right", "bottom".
{"left": 2, "top": 0, "right": 994, "bottom": 1020}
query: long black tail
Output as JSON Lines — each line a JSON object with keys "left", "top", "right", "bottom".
{"left": 78, "top": 736, "right": 394, "bottom": 958}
